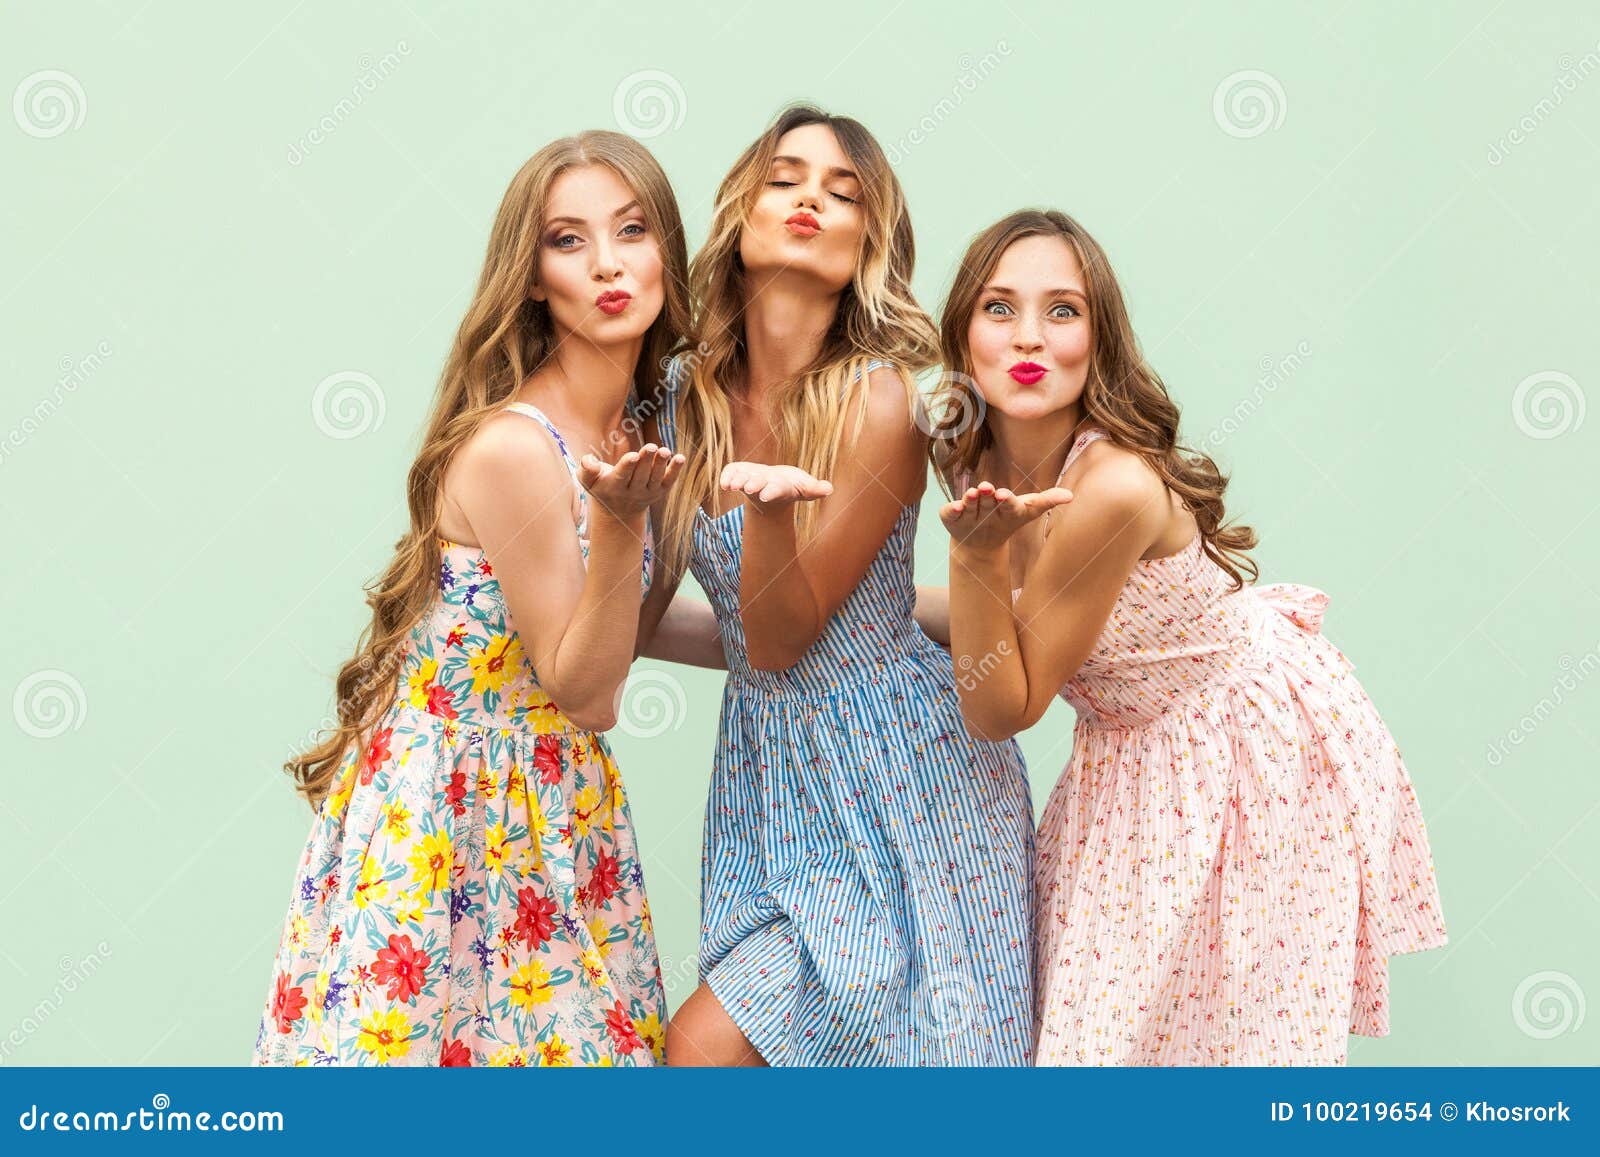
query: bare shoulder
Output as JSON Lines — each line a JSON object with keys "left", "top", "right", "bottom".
{"left": 1063, "top": 437, "right": 1169, "bottom": 532}
{"left": 450, "top": 409, "right": 570, "bottom": 494}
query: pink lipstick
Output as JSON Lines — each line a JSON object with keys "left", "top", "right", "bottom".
{"left": 785, "top": 212, "right": 821, "bottom": 237}
{"left": 1008, "top": 361, "right": 1047, "bottom": 385}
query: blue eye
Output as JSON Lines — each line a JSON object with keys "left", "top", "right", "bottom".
{"left": 553, "top": 233, "right": 581, "bottom": 249}
{"left": 1050, "top": 303, "right": 1080, "bottom": 319}
{"left": 983, "top": 300, "right": 1012, "bottom": 316}
{"left": 620, "top": 221, "right": 647, "bottom": 237}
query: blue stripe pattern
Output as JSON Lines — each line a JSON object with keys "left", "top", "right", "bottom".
{"left": 655, "top": 353, "right": 1036, "bottom": 1066}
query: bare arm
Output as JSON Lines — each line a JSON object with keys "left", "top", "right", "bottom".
{"left": 945, "top": 452, "right": 1163, "bottom": 741}
{"left": 913, "top": 583, "right": 950, "bottom": 647}
{"left": 642, "top": 592, "right": 727, "bottom": 668}
{"left": 735, "top": 367, "right": 927, "bottom": 671}
{"left": 452, "top": 413, "right": 678, "bottom": 731}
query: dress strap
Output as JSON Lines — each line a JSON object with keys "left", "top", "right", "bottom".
{"left": 502, "top": 401, "right": 589, "bottom": 539}
{"left": 1053, "top": 424, "right": 1110, "bottom": 487}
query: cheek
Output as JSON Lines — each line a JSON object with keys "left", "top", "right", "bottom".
{"left": 1050, "top": 323, "right": 1092, "bottom": 367}
{"left": 540, "top": 254, "right": 587, "bottom": 308}
{"left": 629, "top": 244, "right": 665, "bottom": 294}
{"left": 967, "top": 319, "right": 1007, "bottom": 366}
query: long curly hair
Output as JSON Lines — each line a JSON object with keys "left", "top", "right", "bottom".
{"left": 286, "top": 131, "right": 690, "bottom": 810}
{"left": 653, "top": 104, "right": 939, "bottom": 579}
{"left": 929, "top": 208, "right": 1258, "bottom": 590}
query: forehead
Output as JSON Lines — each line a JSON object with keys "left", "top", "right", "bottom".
{"left": 990, "top": 233, "right": 1085, "bottom": 288}
{"left": 771, "top": 122, "right": 851, "bottom": 171}
{"left": 545, "top": 163, "right": 635, "bottom": 219}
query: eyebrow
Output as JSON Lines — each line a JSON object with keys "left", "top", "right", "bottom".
{"left": 544, "top": 200, "right": 643, "bottom": 229}
{"left": 983, "top": 284, "right": 1086, "bottom": 298}
{"left": 770, "top": 155, "right": 860, "bottom": 181}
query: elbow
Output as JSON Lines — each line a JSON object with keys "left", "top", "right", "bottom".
{"left": 957, "top": 700, "right": 1021, "bottom": 744}
{"left": 549, "top": 686, "right": 620, "bottom": 733}
{"left": 744, "top": 631, "right": 813, "bottom": 673}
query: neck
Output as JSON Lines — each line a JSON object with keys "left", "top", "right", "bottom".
{"left": 983, "top": 402, "right": 1086, "bottom": 493}
{"left": 518, "top": 332, "right": 641, "bottom": 450}
{"left": 740, "top": 273, "right": 839, "bottom": 395}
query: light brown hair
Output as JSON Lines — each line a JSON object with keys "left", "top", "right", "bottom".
{"left": 654, "top": 104, "right": 938, "bottom": 578}
{"left": 287, "top": 131, "right": 690, "bottom": 809}
{"left": 931, "top": 209, "right": 1258, "bottom": 589}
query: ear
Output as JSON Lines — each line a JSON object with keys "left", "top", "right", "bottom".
{"left": 529, "top": 283, "right": 547, "bottom": 304}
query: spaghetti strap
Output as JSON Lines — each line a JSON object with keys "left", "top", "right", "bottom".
{"left": 501, "top": 401, "right": 590, "bottom": 542}
{"left": 1053, "top": 424, "right": 1109, "bottom": 487}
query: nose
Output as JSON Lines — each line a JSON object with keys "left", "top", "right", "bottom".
{"left": 1012, "top": 315, "right": 1044, "bottom": 354}
{"left": 591, "top": 235, "right": 624, "bottom": 282}
{"left": 793, "top": 180, "right": 823, "bottom": 213}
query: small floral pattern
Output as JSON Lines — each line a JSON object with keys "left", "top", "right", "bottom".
{"left": 1025, "top": 428, "right": 1449, "bottom": 1066}
{"left": 254, "top": 435, "right": 664, "bottom": 1066}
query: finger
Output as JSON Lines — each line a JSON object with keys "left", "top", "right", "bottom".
{"left": 636, "top": 445, "right": 666, "bottom": 490}
{"left": 658, "top": 452, "right": 686, "bottom": 488}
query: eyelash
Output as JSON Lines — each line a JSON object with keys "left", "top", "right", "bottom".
{"left": 982, "top": 300, "right": 1080, "bottom": 319}
{"left": 551, "top": 221, "right": 647, "bottom": 250}
{"left": 768, "top": 179, "right": 858, "bottom": 205}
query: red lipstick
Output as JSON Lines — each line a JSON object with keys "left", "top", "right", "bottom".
{"left": 785, "top": 212, "right": 821, "bottom": 237}
{"left": 1008, "top": 361, "right": 1047, "bottom": 385}
{"left": 595, "top": 289, "right": 631, "bottom": 316}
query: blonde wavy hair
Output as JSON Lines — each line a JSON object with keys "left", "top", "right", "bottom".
{"left": 930, "top": 209, "right": 1259, "bottom": 590}
{"left": 654, "top": 104, "right": 938, "bottom": 578}
{"left": 286, "top": 131, "right": 690, "bottom": 810}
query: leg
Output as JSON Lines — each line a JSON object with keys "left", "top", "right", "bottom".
{"left": 665, "top": 983, "right": 767, "bottom": 1067}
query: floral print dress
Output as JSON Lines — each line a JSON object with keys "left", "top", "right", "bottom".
{"left": 253, "top": 401, "right": 666, "bottom": 1067}
{"left": 1021, "top": 427, "right": 1448, "bottom": 1065}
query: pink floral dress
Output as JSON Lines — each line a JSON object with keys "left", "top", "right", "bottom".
{"left": 253, "top": 402, "right": 666, "bottom": 1067}
{"left": 1017, "top": 427, "right": 1448, "bottom": 1065}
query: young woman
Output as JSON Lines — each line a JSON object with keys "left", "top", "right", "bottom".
{"left": 926, "top": 209, "right": 1448, "bottom": 1065}
{"left": 253, "top": 131, "right": 692, "bottom": 1067}
{"left": 635, "top": 105, "right": 1036, "bottom": 1067}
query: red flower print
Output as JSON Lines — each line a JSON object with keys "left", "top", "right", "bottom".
{"left": 271, "top": 972, "right": 307, "bottom": 1034}
{"left": 533, "top": 734, "right": 563, "bottom": 785}
{"left": 514, "top": 886, "right": 557, "bottom": 950}
{"left": 605, "top": 1000, "right": 643, "bottom": 1054}
{"left": 584, "top": 849, "right": 620, "bottom": 908}
{"left": 425, "top": 682, "right": 458, "bottom": 720}
{"left": 445, "top": 623, "right": 467, "bottom": 649}
{"left": 439, "top": 1038, "right": 472, "bottom": 1067}
{"left": 477, "top": 559, "right": 493, "bottom": 576}
{"left": 445, "top": 771, "right": 467, "bottom": 817}
{"left": 359, "top": 727, "right": 394, "bottom": 786}
{"left": 371, "top": 933, "right": 431, "bottom": 1003}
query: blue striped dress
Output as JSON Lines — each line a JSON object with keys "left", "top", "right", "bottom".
{"left": 652, "top": 353, "right": 1036, "bottom": 1066}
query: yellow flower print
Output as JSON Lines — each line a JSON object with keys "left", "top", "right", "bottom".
{"left": 536, "top": 1034, "right": 573, "bottom": 1066}
{"left": 586, "top": 916, "right": 613, "bottom": 958}
{"left": 579, "top": 948, "right": 606, "bottom": 986}
{"left": 353, "top": 857, "right": 388, "bottom": 910}
{"left": 286, "top": 913, "right": 310, "bottom": 951}
{"left": 476, "top": 766, "right": 498, "bottom": 802}
{"left": 407, "top": 830, "right": 452, "bottom": 897}
{"left": 392, "top": 888, "right": 427, "bottom": 928}
{"left": 468, "top": 634, "right": 522, "bottom": 695}
{"left": 310, "top": 971, "right": 329, "bottom": 1025}
{"left": 634, "top": 1012, "right": 666, "bottom": 1060}
{"left": 356, "top": 1008, "right": 412, "bottom": 1063}
{"left": 506, "top": 764, "right": 527, "bottom": 807}
{"left": 406, "top": 658, "right": 438, "bottom": 708}
{"left": 508, "top": 960, "right": 555, "bottom": 1011}
{"left": 485, "top": 824, "right": 511, "bottom": 876}
{"left": 382, "top": 800, "right": 411, "bottom": 839}
{"left": 487, "top": 1045, "right": 528, "bottom": 1067}
{"left": 595, "top": 1055, "right": 615, "bottom": 1067}
{"left": 573, "top": 785, "right": 601, "bottom": 838}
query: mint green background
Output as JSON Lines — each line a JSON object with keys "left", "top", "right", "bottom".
{"left": 3, "top": 1, "right": 1596, "bottom": 1065}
